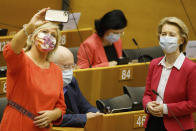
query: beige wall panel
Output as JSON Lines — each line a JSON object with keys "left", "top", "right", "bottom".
{"left": 0, "top": 0, "right": 62, "bottom": 33}
{"left": 0, "top": 0, "right": 195, "bottom": 49}
{"left": 71, "top": 0, "right": 196, "bottom": 49}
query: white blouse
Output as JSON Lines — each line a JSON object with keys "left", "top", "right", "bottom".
{"left": 156, "top": 53, "right": 185, "bottom": 114}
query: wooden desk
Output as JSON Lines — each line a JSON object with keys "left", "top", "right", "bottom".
{"left": 85, "top": 110, "right": 146, "bottom": 131}
{"left": 0, "top": 62, "right": 149, "bottom": 103}
{"left": 61, "top": 28, "right": 93, "bottom": 48}
{"left": 52, "top": 127, "right": 84, "bottom": 131}
{"left": 1, "top": 58, "right": 196, "bottom": 104}
{"left": 52, "top": 112, "right": 196, "bottom": 131}
{"left": 85, "top": 111, "right": 196, "bottom": 131}
{"left": 74, "top": 63, "right": 149, "bottom": 106}
{"left": 51, "top": 111, "right": 146, "bottom": 131}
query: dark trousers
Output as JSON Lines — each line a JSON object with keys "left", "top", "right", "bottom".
{"left": 145, "top": 115, "right": 193, "bottom": 131}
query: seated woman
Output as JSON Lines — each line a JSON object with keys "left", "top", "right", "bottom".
{"left": 77, "top": 9, "right": 127, "bottom": 69}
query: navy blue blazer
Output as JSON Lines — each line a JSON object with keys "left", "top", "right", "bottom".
{"left": 58, "top": 77, "right": 98, "bottom": 127}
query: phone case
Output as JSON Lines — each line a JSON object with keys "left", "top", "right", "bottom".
{"left": 45, "top": 10, "right": 69, "bottom": 23}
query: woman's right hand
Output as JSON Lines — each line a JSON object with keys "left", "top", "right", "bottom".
{"left": 10, "top": 8, "right": 50, "bottom": 54}
{"left": 27, "top": 8, "right": 50, "bottom": 32}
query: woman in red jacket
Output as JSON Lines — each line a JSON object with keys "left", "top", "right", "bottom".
{"left": 77, "top": 10, "right": 127, "bottom": 69}
{"left": 143, "top": 17, "right": 196, "bottom": 131}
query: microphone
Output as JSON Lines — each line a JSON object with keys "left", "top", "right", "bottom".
{"left": 132, "top": 38, "right": 146, "bottom": 63}
{"left": 62, "top": 0, "right": 70, "bottom": 11}
{"left": 152, "top": 89, "right": 159, "bottom": 96}
{"left": 62, "top": 0, "right": 83, "bottom": 44}
{"left": 132, "top": 38, "right": 148, "bottom": 69}
{"left": 151, "top": 89, "right": 185, "bottom": 131}
{"left": 62, "top": 1, "right": 89, "bottom": 68}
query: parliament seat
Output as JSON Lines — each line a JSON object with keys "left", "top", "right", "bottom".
{"left": 0, "top": 97, "right": 7, "bottom": 122}
{"left": 69, "top": 47, "right": 79, "bottom": 64}
{"left": 123, "top": 46, "right": 164, "bottom": 62}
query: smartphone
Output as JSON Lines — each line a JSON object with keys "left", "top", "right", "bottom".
{"left": 45, "top": 9, "right": 69, "bottom": 23}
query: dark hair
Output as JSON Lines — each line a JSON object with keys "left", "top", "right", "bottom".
{"left": 95, "top": 9, "right": 127, "bottom": 37}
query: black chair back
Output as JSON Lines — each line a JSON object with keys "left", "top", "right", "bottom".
{"left": 123, "top": 46, "right": 164, "bottom": 62}
{"left": 123, "top": 86, "right": 145, "bottom": 111}
{"left": 0, "top": 97, "right": 7, "bottom": 122}
{"left": 69, "top": 47, "right": 79, "bottom": 64}
{"left": 96, "top": 94, "right": 132, "bottom": 113}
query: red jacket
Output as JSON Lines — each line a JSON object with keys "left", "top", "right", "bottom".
{"left": 143, "top": 57, "right": 196, "bottom": 131}
{"left": 77, "top": 33, "right": 122, "bottom": 69}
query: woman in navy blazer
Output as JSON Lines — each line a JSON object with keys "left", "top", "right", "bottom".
{"left": 143, "top": 17, "right": 196, "bottom": 131}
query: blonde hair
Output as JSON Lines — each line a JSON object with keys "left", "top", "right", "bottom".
{"left": 24, "top": 22, "right": 61, "bottom": 59}
{"left": 158, "top": 17, "right": 188, "bottom": 52}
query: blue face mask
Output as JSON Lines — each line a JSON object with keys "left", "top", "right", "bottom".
{"left": 105, "top": 33, "right": 121, "bottom": 44}
{"left": 62, "top": 69, "right": 73, "bottom": 87}
{"left": 159, "top": 36, "right": 179, "bottom": 53}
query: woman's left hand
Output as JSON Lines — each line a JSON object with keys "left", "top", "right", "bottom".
{"left": 153, "top": 104, "right": 164, "bottom": 117}
{"left": 34, "top": 110, "right": 55, "bottom": 128}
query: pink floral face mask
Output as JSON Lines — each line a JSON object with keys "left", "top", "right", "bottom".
{"left": 35, "top": 32, "right": 57, "bottom": 52}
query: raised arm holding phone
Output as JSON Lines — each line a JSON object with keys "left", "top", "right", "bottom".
{"left": 0, "top": 8, "right": 66, "bottom": 131}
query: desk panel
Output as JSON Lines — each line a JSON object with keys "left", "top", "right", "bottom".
{"left": 85, "top": 111, "right": 196, "bottom": 131}
{"left": 0, "top": 77, "right": 6, "bottom": 97}
{"left": 0, "top": 62, "right": 149, "bottom": 104}
{"left": 61, "top": 28, "right": 93, "bottom": 48}
{"left": 74, "top": 63, "right": 149, "bottom": 106}
{"left": 85, "top": 110, "right": 146, "bottom": 131}
{"left": 52, "top": 127, "right": 84, "bottom": 131}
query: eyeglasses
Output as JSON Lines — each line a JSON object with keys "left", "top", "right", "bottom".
{"left": 56, "top": 64, "right": 76, "bottom": 70}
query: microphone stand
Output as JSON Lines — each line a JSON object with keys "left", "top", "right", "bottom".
{"left": 132, "top": 38, "right": 148, "bottom": 70}
{"left": 62, "top": 1, "right": 92, "bottom": 68}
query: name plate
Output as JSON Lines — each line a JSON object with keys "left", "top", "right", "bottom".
{"left": 119, "top": 67, "right": 133, "bottom": 80}
{"left": 133, "top": 113, "right": 146, "bottom": 128}
{"left": 60, "top": 34, "right": 66, "bottom": 45}
{"left": 0, "top": 78, "right": 6, "bottom": 94}
{"left": 0, "top": 36, "right": 12, "bottom": 52}
{"left": 0, "top": 41, "right": 8, "bottom": 52}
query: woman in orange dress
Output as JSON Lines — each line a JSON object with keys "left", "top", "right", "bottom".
{"left": 0, "top": 8, "right": 66, "bottom": 131}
